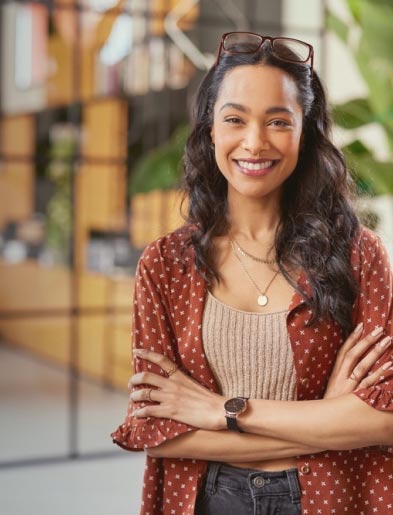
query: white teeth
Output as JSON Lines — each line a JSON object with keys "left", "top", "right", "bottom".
{"left": 237, "top": 160, "right": 273, "bottom": 171}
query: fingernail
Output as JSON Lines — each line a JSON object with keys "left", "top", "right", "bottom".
{"left": 371, "top": 327, "right": 383, "bottom": 337}
{"left": 355, "top": 323, "right": 363, "bottom": 334}
{"left": 133, "top": 348, "right": 144, "bottom": 355}
{"left": 382, "top": 361, "right": 392, "bottom": 370}
{"left": 379, "top": 336, "right": 392, "bottom": 347}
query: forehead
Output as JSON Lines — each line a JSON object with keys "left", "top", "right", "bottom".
{"left": 215, "top": 64, "right": 302, "bottom": 113}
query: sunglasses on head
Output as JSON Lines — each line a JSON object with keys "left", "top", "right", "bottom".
{"left": 215, "top": 31, "right": 314, "bottom": 76}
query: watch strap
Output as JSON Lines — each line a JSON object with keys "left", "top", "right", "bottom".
{"left": 226, "top": 415, "right": 244, "bottom": 432}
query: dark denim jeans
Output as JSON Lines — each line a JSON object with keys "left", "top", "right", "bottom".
{"left": 195, "top": 462, "right": 302, "bottom": 515}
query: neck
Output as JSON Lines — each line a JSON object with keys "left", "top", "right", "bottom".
{"left": 226, "top": 192, "right": 281, "bottom": 242}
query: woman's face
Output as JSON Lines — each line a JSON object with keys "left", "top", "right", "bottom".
{"left": 211, "top": 64, "right": 303, "bottom": 204}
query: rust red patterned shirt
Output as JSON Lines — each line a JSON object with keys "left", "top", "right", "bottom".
{"left": 112, "top": 224, "right": 393, "bottom": 515}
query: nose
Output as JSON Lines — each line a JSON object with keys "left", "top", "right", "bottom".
{"left": 241, "top": 126, "right": 270, "bottom": 155}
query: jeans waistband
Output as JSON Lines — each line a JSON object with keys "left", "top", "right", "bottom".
{"left": 204, "top": 462, "right": 301, "bottom": 503}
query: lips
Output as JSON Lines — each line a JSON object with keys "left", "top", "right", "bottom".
{"left": 234, "top": 158, "right": 278, "bottom": 176}
{"left": 237, "top": 159, "right": 274, "bottom": 171}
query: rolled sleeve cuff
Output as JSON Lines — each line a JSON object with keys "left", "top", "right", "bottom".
{"left": 111, "top": 417, "right": 195, "bottom": 451}
{"left": 353, "top": 388, "right": 393, "bottom": 457}
{"left": 353, "top": 386, "right": 393, "bottom": 411}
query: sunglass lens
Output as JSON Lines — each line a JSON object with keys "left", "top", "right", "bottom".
{"left": 223, "top": 33, "right": 262, "bottom": 53}
{"left": 272, "top": 38, "right": 311, "bottom": 62}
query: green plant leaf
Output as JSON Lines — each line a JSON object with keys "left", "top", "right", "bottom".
{"left": 326, "top": 11, "right": 349, "bottom": 43}
{"left": 342, "top": 139, "right": 373, "bottom": 157}
{"left": 349, "top": 154, "right": 393, "bottom": 195}
{"left": 332, "top": 98, "right": 374, "bottom": 129}
{"left": 354, "top": 2, "right": 393, "bottom": 116}
{"left": 347, "top": 0, "right": 362, "bottom": 23}
{"left": 130, "top": 124, "right": 189, "bottom": 194}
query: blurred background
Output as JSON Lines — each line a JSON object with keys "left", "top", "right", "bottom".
{"left": 0, "top": 0, "right": 392, "bottom": 514}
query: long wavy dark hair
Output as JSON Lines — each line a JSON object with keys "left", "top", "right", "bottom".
{"left": 180, "top": 41, "right": 360, "bottom": 337}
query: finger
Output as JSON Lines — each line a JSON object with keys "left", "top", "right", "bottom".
{"left": 130, "top": 387, "right": 164, "bottom": 403}
{"left": 357, "top": 360, "right": 393, "bottom": 389}
{"left": 133, "top": 348, "right": 178, "bottom": 375}
{"left": 341, "top": 323, "right": 364, "bottom": 352}
{"left": 130, "top": 371, "right": 167, "bottom": 388}
{"left": 351, "top": 336, "right": 392, "bottom": 380}
{"left": 132, "top": 404, "right": 171, "bottom": 420}
{"left": 342, "top": 327, "right": 385, "bottom": 372}
{"left": 334, "top": 323, "right": 364, "bottom": 369}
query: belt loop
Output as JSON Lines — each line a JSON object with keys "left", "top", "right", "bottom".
{"left": 205, "top": 462, "right": 222, "bottom": 495}
{"left": 286, "top": 469, "right": 301, "bottom": 504}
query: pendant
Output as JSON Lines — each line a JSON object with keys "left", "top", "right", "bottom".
{"left": 257, "top": 295, "right": 268, "bottom": 306}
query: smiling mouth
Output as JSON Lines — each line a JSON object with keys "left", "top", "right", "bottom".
{"left": 234, "top": 159, "right": 278, "bottom": 175}
{"left": 236, "top": 159, "right": 275, "bottom": 171}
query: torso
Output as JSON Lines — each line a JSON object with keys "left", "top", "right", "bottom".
{"left": 209, "top": 235, "right": 299, "bottom": 471}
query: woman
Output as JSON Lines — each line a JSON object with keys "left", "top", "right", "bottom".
{"left": 112, "top": 32, "right": 393, "bottom": 514}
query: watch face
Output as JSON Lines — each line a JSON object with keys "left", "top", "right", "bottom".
{"left": 224, "top": 397, "right": 246, "bottom": 415}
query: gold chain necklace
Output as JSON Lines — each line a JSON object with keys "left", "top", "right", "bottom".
{"left": 229, "top": 238, "right": 280, "bottom": 306}
{"left": 229, "top": 234, "right": 277, "bottom": 265}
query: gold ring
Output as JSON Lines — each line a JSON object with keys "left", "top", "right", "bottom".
{"left": 147, "top": 388, "right": 153, "bottom": 402}
{"left": 349, "top": 371, "right": 358, "bottom": 381}
{"left": 166, "top": 365, "right": 178, "bottom": 377}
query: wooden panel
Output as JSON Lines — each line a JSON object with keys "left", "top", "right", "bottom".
{"left": 110, "top": 275, "right": 134, "bottom": 308}
{"left": 0, "top": 115, "right": 35, "bottom": 157}
{"left": 0, "top": 162, "right": 34, "bottom": 228}
{"left": 162, "top": 189, "right": 186, "bottom": 235}
{"left": 150, "top": 0, "right": 198, "bottom": 36}
{"left": 76, "top": 164, "right": 126, "bottom": 230}
{"left": 47, "top": 33, "right": 74, "bottom": 106}
{"left": 74, "top": 163, "right": 126, "bottom": 269}
{"left": 130, "top": 189, "right": 164, "bottom": 248}
{"left": 81, "top": 99, "right": 127, "bottom": 159}
{"left": 0, "top": 260, "right": 71, "bottom": 311}
{"left": 77, "top": 315, "right": 107, "bottom": 380}
{"left": 108, "top": 313, "right": 133, "bottom": 389}
{"left": 0, "top": 317, "right": 71, "bottom": 364}
{"left": 130, "top": 189, "right": 185, "bottom": 247}
{"left": 76, "top": 272, "right": 109, "bottom": 309}
{"left": 0, "top": 260, "right": 135, "bottom": 387}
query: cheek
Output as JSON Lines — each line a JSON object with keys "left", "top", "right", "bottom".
{"left": 275, "top": 132, "right": 302, "bottom": 156}
{"left": 214, "top": 130, "right": 236, "bottom": 150}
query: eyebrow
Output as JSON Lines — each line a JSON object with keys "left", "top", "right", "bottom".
{"left": 219, "top": 102, "right": 294, "bottom": 115}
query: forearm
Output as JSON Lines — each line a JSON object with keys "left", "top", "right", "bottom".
{"left": 146, "top": 428, "right": 323, "bottom": 460}
{"left": 239, "top": 393, "right": 393, "bottom": 450}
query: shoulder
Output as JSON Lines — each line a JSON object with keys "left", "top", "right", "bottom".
{"left": 350, "top": 225, "right": 392, "bottom": 277}
{"left": 351, "top": 225, "right": 386, "bottom": 262}
{"left": 138, "top": 223, "right": 197, "bottom": 269}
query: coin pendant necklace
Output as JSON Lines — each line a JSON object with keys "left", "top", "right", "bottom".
{"left": 229, "top": 238, "right": 280, "bottom": 306}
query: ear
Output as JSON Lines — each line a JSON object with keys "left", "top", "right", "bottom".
{"left": 210, "top": 127, "right": 215, "bottom": 144}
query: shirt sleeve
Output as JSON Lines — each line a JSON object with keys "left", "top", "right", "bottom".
{"left": 352, "top": 230, "right": 393, "bottom": 418}
{"left": 111, "top": 248, "right": 196, "bottom": 451}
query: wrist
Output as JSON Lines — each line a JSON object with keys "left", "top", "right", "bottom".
{"left": 214, "top": 395, "right": 229, "bottom": 431}
{"left": 237, "top": 399, "right": 264, "bottom": 433}
{"left": 224, "top": 396, "right": 249, "bottom": 432}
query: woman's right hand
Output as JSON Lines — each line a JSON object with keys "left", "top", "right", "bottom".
{"left": 324, "top": 323, "right": 392, "bottom": 399}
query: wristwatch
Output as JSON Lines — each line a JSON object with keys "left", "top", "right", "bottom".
{"left": 224, "top": 397, "right": 248, "bottom": 432}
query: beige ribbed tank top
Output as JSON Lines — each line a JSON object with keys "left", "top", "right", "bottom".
{"left": 202, "top": 290, "right": 297, "bottom": 400}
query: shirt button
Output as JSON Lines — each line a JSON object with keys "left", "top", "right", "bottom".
{"left": 300, "top": 465, "right": 311, "bottom": 475}
{"left": 253, "top": 476, "right": 265, "bottom": 488}
{"left": 300, "top": 377, "right": 310, "bottom": 387}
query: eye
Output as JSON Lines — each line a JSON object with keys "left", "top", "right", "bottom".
{"left": 224, "top": 116, "right": 243, "bottom": 125}
{"left": 269, "top": 119, "right": 291, "bottom": 128}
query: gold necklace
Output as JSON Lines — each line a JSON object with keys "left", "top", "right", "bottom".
{"left": 229, "top": 234, "right": 277, "bottom": 265}
{"left": 229, "top": 238, "right": 280, "bottom": 306}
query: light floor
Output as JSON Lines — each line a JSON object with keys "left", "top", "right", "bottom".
{"left": 0, "top": 344, "right": 145, "bottom": 515}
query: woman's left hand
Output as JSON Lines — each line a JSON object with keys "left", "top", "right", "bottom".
{"left": 129, "top": 349, "right": 226, "bottom": 431}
